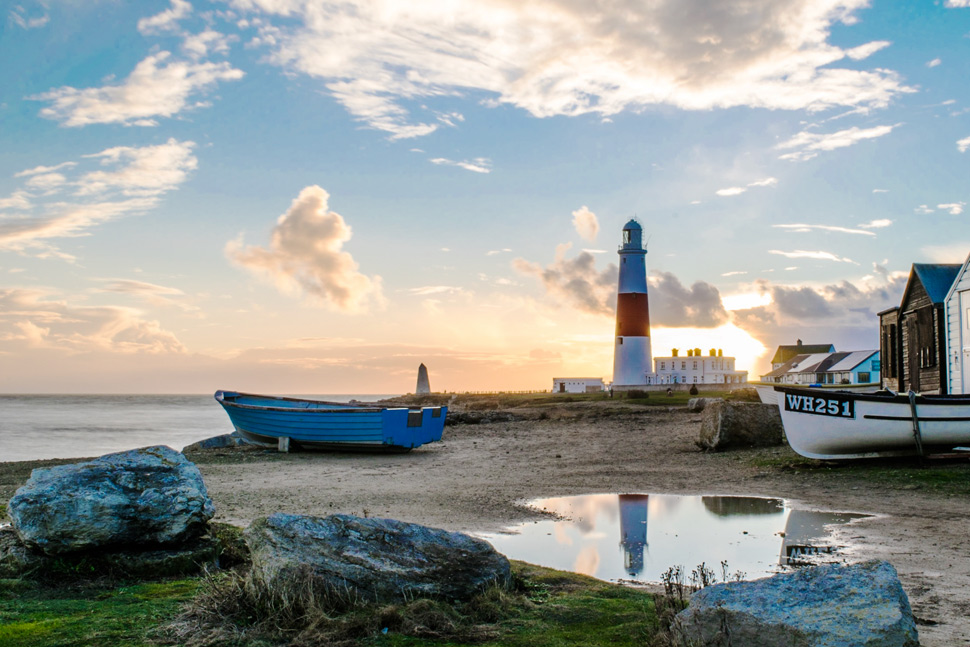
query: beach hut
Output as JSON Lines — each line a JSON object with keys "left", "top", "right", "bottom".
{"left": 944, "top": 253, "right": 970, "bottom": 394}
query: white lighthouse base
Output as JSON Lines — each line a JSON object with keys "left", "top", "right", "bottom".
{"left": 613, "top": 336, "right": 653, "bottom": 386}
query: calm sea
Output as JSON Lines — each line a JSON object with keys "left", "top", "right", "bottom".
{"left": 0, "top": 394, "right": 397, "bottom": 463}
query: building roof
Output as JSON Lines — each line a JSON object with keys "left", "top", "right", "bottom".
{"left": 911, "top": 263, "right": 961, "bottom": 305}
{"left": 770, "top": 341, "right": 835, "bottom": 366}
{"left": 623, "top": 218, "right": 642, "bottom": 230}
{"left": 827, "top": 350, "right": 879, "bottom": 372}
{"left": 944, "top": 252, "right": 970, "bottom": 304}
{"left": 761, "top": 350, "right": 878, "bottom": 379}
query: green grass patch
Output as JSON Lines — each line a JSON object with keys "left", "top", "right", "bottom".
{"left": 0, "top": 578, "right": 198, "bottom": 647}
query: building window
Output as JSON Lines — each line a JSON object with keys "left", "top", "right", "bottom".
{"left": 618, "top": 337, "right": 623, "bottom": 345}
{"left": 693, "top": 360, "right": 698, "bottom": 370}
{"left": 858, "top": 372, "right": 871, "bottom": 383}
{"left": 681, "top": 361, "right": 686, "bottom": 370}
{"left": 693, "top": 376, "right": 697, "bottom": 383}
{"left": 660, "top": 361, "right": 665, "bottom": 370}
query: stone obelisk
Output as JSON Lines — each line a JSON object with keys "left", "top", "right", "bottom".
{"left": 415, "top": 363, "right": 431, "bottom": 394}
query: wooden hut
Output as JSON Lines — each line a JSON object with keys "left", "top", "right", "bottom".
{"left": 880, "top": 263, "right": 961, "bottom": 394}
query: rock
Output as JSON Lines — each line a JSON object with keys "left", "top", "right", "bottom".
{"left": 182, "top": 432, "right": 247, "bottom": 452}
{"left": 0, "top": 526, "right": 218, "bottom": 578}
{"left": 245, "top": 513, "right": 511, "bottom": 604}
{"left": 671, "top": 560, "right": 919, "bottom": 647}
{"left": 8, "top": 445, "right": 215, "bottom": 555}
{"left": 688, "top": 397, "right": 722, "bottom": 412}
{"left": 697, "top": 401, "right": 783, "bottom": 451}
{"left": 0, "top": 526, "right": 43, "bottom": 578}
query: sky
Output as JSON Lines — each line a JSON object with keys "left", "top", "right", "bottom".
{"left": 1, "top": 0, "right": 968, "bottom": 394}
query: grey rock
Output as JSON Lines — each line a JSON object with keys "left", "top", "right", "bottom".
{"left": 671, "top": 560, "right": 919, "bottom": 647}
{"left": 183, "top": 432, "right": 248, "bottom": 452}
{"left": 0, "top": 526, "right": 44, "bottom": 578}
{"left": 8, "top": 445, "right": 214, "bottom": 555}
{"left": 688, "top": 397, "right": 722, "bottom": 413}
{"left": 245, "top": 513, "right": 511, "bottom": 604}
{"left": 697, "top": 401, "right": 783, "bottom": 451}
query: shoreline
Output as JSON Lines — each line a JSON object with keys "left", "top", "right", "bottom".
{"left": 2, "top": 402, "right": 968, "bottom": 645}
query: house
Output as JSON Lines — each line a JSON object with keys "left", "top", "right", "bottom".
{"left": 879, "top": 263, "right": 961, "bottom": 394}
{"left": 944, "top": 253, "right": 970, "bottom": 394}
{"left": 769, "top": 340, "right": 835, "bottom": 371}
{"left": 650, "top": 348, "right": 748, "bottom": 385}
{"left": 552, "top": 377, "right": 606, "bottom": 394}
{"left": 760, "top": 350, "right": 880, "bottom": 386}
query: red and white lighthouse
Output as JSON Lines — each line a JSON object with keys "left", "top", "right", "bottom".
{"left": 612, "top": 219, "right": 653, "bottom": 386}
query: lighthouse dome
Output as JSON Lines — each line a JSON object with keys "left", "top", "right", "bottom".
{"left": 620, "top": 218, "right": 644, "bottom": 249}
{"left": 623, "top": 219, "right": 642, "bottom": 230}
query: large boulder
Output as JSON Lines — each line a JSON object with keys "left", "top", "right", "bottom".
{"left": 671, "top": 560, "right": 919, "bottom": 647}
{"left": 8, "top": 445, "right": 214, "bottom": 555}
{"left": 245, "top": 513, "right": 511, "bottom": 604}
{"left": 697, "top": 401, "right": 783, "bottom": 451}
{"left": 688, "top": 397, "right": 721, "bottom": 413}
{"left": 182, "top": 432, "right": 248, "bottom": 452}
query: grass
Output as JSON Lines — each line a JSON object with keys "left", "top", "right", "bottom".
{"left": 0, "top": 558, "right": 660, "bottom": 647}
{"left": 0, "top": 577, "right": 199, "bottom": 647}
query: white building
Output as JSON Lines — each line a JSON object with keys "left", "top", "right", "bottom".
{"left": 945, "top": 252, "right": 970, "bottom": 394}
{"left": 552, "top": 377, "right": 606, "bottom": 393}
{"left": 649, "top": 348, "right": 747, "bottom": 385}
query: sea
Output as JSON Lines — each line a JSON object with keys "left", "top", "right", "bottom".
{"left": 0, "top": 394, "right": 397, "bottom": 463}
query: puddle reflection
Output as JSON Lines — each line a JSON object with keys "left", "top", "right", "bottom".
{"left": 480, "top": 494, "right": 868, "bottom": 584}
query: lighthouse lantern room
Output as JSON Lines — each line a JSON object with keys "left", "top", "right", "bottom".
{"left": 613, "top": 219, "right": 653, "bottom": 386}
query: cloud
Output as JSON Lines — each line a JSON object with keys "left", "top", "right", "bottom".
{"left": 9, "top": 5, "right": 48, "bottom": 29}
{"left": 182, "top": 30, "right": 234, "bottom": 59}
{"left": 0, "top": 139, "right": 198, "bottom": 256}
{"left": 958, "top": 136, "right": 970, "bottom": 153}
{"left": 32, "top": 51, "right": 243, "bottom": 127}
{"left": 226, "top": 185, "right": 385, "bottom": 313}
{"left": 777, "top": 123, "right": 900, "bottom": 161}
{"left": 772, "top": 223, "right": 876, "bottom": 235}
{"left": 716, "top": 187, "right": 747, "bottom": 197}
{"left": 945, "top": 0, "right": 970, "bottom": 6}
{"left": 512, "top": 243, "right": 617, "bottom": 316}
{"left": 914, "top": 204, "right": 934, "bottom": 214}
{"left": 926, "top": 58, "right": 942, "bottom": 68}
{"left": 716, "top": 177, "right": 777, "bottom": 197}
{"left": 0, "top": 288, "right": 185, "bottom": 354}
{"left": 938, "top": 202, "right": 966, "bottom": 215}
{"left": 138, "top": 0, "right": 192, "bottom": 34}
{"left": 748, "top": 177, "right": 778, "bottom": 187}
{"left": 721, "top": 271, "right": 748, "bottom": 277}
{"left": 229, "top": 0, "right": 913, "bottom": 139}
{"left": 769, "top": 249, "right": 858, "bottom": 263}
{"left": 94, "top": 279, "right": 198, "bottom": 312}
{"left": 859, "top": 218, "right": 892, "bottom": 228}
{"left": 429, "top": 157, "right": 492, "bottom": 173}
{"left": 648, "top": 271, "right": 728, "bottom": 327}
{"left": 572, "top": 206, "right": 599, "bottom": 242}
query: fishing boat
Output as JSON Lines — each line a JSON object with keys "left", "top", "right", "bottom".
{"left": 214, "top": 390, "right": 446, "bottom": 452}
{"left": 774, "top": 385, "right": 970, "bottom": 460}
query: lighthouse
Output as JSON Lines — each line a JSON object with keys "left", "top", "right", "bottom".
{"left": 612, "top": 219, "right": 653, "bottom": 386}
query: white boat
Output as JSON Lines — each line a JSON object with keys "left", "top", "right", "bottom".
{"left": 774, "top": 386, "right": 970, "bottom": 460}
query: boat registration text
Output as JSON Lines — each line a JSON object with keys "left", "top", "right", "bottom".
{"left": 784, "top": 393, "right": 855, "bottom": 419}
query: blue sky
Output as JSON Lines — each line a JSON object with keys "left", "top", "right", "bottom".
{"left": 0, "top": 0, "right": 968, "bottom": 393}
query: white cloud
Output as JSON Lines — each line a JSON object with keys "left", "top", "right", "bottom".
{"left": 958, "top": 136, "right": 970, "bottom": 153}
{"left": 748, "top": 177, "right": 778, "bottom": 187}
{"left": 182, "top": 30, "right": 234, "bottom": 58}
{"left": 772, "top": 223, "right": 876, "bottom": 236}
{"left": 0, "top": 140, "right": 198, "bottom": 256}
{"left": 721, "top": 271, "right": 748, "bottom": 277}
{"left": 858, "top": 218, "right": 892, "bottom": 228}
{"left": 32, "top": 51, "right": 243, "bottom": 127}
{"left": 138, "top": 0, "right": 192, "bottom": 34}
{"left": 872, "top": 188, "right": 888, "bottom": 193}
{"left": 926, "top": 58, "right": 942, "bottom": 68}
{"left": 768, "top": 249, "right": 858, "bottom": 264}
{"left": 777, "top": 123, "right": 899, "bottom": 161}
{"left": 429, "top": 157, "right": 492, "bottom": 173}
{"left": 716, "top": 187, "right": 747, "bottom": 197}
{"left": 9, "top": 6, "right": 48, "bottom": 29}
{"left": 229, "top": 0, "right": 913, "bottom": 139}
{"left": 945, "top": 0, "right": 970, "bottom": 7}
{"left": 226, "top": 185, "right": 385, "bottom": 313}
{"left": 0, "top": 288, "right": 185, "bottom": 354}
{"left": 572, "top": 206, "right": 599, "bottom": 242}
{"left": 914, "top": 204, "right": 934, "bottom": 214}
{"left": 938, "top": 202, "right": 966, "bottom": 215}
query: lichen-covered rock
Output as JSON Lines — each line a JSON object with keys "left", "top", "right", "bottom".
{"left": 688, "top": 397, "right": 722, "bottom": 412}
{"left": 8, "top": 445, "right": 214, "bottom": 555}
{"left": 671, "top": 560, "right": 919, "bottom": 647}
{"left": 245, "top": 513, "right": 511, "bottom": 604}
{"left": 0, "top": 526, "right": 44, "bottom": 578}
{"left": 697, "top": 401, "right": 783, "bottom": 451}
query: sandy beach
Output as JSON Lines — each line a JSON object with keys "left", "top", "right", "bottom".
{"left": 3, "top": 400, "right": 968, "bottom": 646}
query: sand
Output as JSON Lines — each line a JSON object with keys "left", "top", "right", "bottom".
{"left": 3, "top": 402, "right": 968, "bottom": 645}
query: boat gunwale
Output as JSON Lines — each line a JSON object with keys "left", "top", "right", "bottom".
{"left": 215, "top": 390, "right": 433, "bottom": 414}
{"left": 772, "top": 385, "right": 970, "bottom": 406}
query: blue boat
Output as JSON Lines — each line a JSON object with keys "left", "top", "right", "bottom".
{"left": 214, "top": 390, "right": 446, "bottom": 452}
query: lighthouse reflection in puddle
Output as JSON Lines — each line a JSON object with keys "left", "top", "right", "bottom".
{"left": 480, "top": 494, "right": 868, "bottom": 584}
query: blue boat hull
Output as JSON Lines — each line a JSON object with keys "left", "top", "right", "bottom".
{"left": 214, "top": 391, "right": 446, "bottom": 452}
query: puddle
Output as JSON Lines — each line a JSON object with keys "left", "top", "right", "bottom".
{"left": 479, "top": 494, "right": 869, "bottom": 584}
